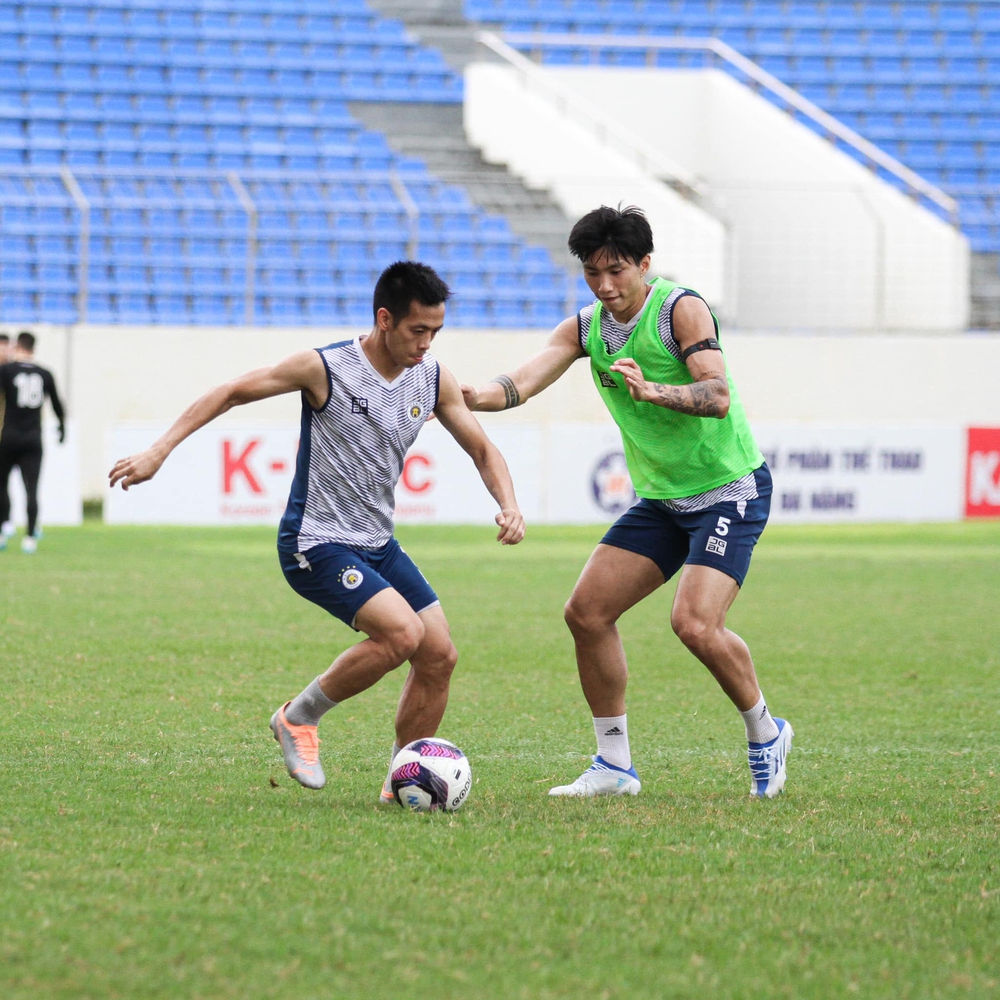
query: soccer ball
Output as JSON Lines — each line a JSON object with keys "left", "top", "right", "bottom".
{"left": 390, "top": 737, "right": 472, "bottom": 812}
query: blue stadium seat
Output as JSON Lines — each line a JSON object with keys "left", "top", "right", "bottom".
{"left": 1, "top": 290, "right": 39, "bottom": 321}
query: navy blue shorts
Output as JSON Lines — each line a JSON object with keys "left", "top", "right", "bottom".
{"left": 601, "top": 465, "right": 772, "bottom": 587}
{"left": 279, "top": 538, "right": 439, "bottom": 630}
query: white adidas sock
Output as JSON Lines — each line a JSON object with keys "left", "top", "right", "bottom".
{"left": 741, "top": 693, "right": 780, "bottom": 744}
{"left": 594, "top": 715, "right": 632, "bottom": 770}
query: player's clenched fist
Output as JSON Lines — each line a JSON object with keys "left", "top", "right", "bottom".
{"left": 460, "top": 383, "right": 479, "bottom": 410}
{"left": 495, "top": 507, "right": 525, "bottom": 546}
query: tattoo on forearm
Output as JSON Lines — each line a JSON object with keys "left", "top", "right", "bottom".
{"left": 650, "top": 377, "right": 727, "bottom": 417}
{"left": 491, "top": 374, "right": 521, "bottom": 410}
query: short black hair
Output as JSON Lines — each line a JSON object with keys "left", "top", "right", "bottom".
{"left": 567, "top": 205, "right": 654, "bottom": 267}
{"left": 372, "top": 261, "right": 451, "bottom": 323}
{"left": 0, "top": 333, "right": 9, "bottom": 342}
{"left": 16, "top": 331, "right": 35, "bottom": 352}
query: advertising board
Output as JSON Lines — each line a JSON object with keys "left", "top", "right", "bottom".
{"left": 106, "top": 422, "right": 972, "bottom": 527}
{"left": 7, "top": 420, "right": 82, "bottom": 527}
{"left": 965, "top": 427, "right": 1000, "bottom": 519}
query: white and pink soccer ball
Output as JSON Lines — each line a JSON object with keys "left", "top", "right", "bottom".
{"left": 390, "top": 738, "right": 472, "bottom": 813}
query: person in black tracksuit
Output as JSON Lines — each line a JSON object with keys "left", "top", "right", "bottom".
{"left": 0, "top": 332, "right": 66, "bottom": 549}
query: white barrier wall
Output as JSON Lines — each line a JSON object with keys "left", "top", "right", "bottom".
{"left": 20, "top": 323, "right": 1000, "bottom": 520}
{"left": 464, "top": 62, "right": 728, "bottom": 307}
{"left": 5, "top": 420, "right": 82, "bottom": 527}
{"left": 466, "top": 64, "right": 969, "bottom": 332}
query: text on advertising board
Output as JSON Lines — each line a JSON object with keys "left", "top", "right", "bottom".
{"left": 966, "top": 427, "right": 1000, "bottom": 518}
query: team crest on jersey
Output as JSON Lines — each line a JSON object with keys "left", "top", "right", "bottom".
{"left": 598, "top": 371, "right": 618, "bottom": 389}
{"left": 339, "top": 566, "right": 364, "bottom": 590}
{"left": 408, "top": 402, "right": 424, "bottom": 421}
{"left": 351, "top": 397, "right": 369, "bottom": 415}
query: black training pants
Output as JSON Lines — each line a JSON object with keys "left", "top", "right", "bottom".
{"left": 0, "top": 435, "right": 43, "bottom": 536}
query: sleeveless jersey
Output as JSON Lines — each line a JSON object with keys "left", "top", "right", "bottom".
{"left": 583, "top": 277, "right": 764, "bottom": 500}
{"left": 278, "top": 337, "right": 440, "bottom": 553}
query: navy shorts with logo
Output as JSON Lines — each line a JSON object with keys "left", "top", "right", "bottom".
{"left": 279, "top": 537, "right": 439, "bottom": 629}
{"left": 601, "top": 465, "right": 772, "bottom": 587}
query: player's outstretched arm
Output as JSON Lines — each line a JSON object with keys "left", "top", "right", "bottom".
{"left": 461, "top": 316, "right": 584, "bottom": 412}
{"left": 109, "top": 350, "right": 328, "bottom": 490}
{"left": 434, "top": 366, "right": 525, "bottom": 545}
{"left": 610, "top": 295, "right": 731, "bottom": 418}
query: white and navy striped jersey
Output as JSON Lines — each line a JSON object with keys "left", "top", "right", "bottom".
{"left": 278, "top": 337, "right": 440, "bottom": 553}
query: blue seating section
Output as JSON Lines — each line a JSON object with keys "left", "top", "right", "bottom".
{"left": 0, "top": 0, "right": 580, "bottom": 327}
{"left": 467, "top": 0, "right": 1000, "bottom": 254}
{"left": 0, "top": 165, "right": 579, "bottom": 326}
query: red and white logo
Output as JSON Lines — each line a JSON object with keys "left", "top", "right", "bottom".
{"left": 965, "top": 427, "right": 1000, "bottom": 518}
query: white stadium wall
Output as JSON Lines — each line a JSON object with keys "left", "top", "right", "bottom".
{"left": 463, "top": 62, "right": 728, "bottom": 308}
{"left": 22, "top": 324, "right": 1000, "bottom": 525}
{"left": 465, "top": 64, "right": 969, "bottom": 332}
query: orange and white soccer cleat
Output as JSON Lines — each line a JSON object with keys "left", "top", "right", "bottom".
{"left": 269, "top": 702, "right": 326, "bottom": 789}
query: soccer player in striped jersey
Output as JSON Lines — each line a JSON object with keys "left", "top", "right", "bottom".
{"left": 110, "top": 262, "right": 525, "bottom": 796}
{"left": 463, "top": 206, "right": 792, "bottom": 800}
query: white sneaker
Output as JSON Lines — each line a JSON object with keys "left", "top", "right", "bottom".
{"left": 748, "top": 718, "right": 793, "bottom": 798}
{"left": 548, "top": 755, "right": 641, "bottom": 797}
{"left": 21, "top": 536, "right": 37, "bottom": 554}
{"left": 1, "top": 521, "right": 14, "bottom": 539}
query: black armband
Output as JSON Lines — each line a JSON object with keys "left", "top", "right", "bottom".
{"left": 680, "top": 338, "right": 721, "bottom": 361}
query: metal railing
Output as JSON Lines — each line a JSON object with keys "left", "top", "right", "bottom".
{"left": 1, "top": 164, "right": 586, "bottom": 325}
{"left": 225, "top": 171, "right": 258, "bottom": 325}
{"left": 480, "top": 30, "right": 960, "bottom": 223}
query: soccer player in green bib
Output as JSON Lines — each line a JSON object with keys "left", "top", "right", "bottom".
{"left": 463, "top": 206, "right": 792, "bottom": 799}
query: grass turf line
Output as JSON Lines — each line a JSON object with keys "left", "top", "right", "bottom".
{"left": 1, "top": 522, "right": 998, "bottom": 999}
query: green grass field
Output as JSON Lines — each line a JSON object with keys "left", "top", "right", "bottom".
{"left": 1, "top": 522, "right": 998, "bottom": 999}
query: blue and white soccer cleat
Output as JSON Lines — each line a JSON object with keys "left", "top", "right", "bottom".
{"left": 548, "top": 755, "right": 641, "bottom": 797}
{"left": 748, "top": 717, "right": 793, "bottom": 798}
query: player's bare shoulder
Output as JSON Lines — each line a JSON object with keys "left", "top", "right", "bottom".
{"left": 263, "top": 348, "right": 330, "bottom": 410}
{"left": 552, "top": 313, "right": 587, "bottom": 355}
{"left": 670, "top": 293, "right": 717, "bottom": 349}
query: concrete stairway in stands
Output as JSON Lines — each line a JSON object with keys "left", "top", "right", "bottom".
{"left": 349, "top": 100, "right": 580, "bottom": 275}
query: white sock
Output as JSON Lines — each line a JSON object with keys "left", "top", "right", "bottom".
{"left": 284, "top": 676, "right": 337, "bottom": 727}
{"left": 594, "top": 715, "right": 632, "bottom": 770}
{"left": 741, "top": 693, "right": 780, "bottom": 744}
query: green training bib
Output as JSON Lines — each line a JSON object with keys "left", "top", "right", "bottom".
{"left": 584, "top": 277, "right": 763, "bottom": 499}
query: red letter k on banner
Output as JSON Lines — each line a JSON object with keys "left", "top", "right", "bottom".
{"left": 223, "top": 439, "right": 264, "bottom": 495}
